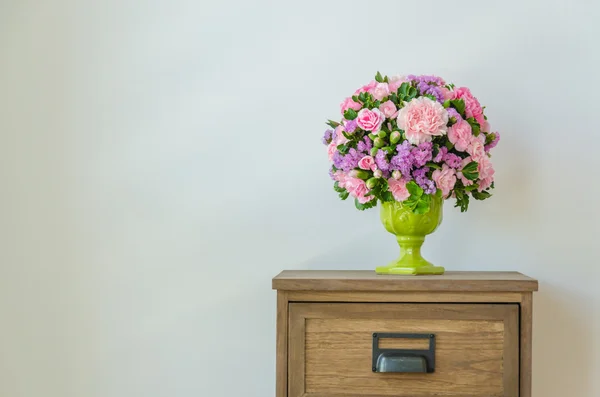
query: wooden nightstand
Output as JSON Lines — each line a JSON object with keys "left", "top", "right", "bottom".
{"left": 273, "top": 271, "right": 538, "bottom": 397}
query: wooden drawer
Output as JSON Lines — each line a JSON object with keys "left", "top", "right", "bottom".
{"left": 288, "top": 303, "right": 519, "bottom": 397}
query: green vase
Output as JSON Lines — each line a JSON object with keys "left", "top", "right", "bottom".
{"left": 376, "top": 193, "right": 445, "bottom": 275}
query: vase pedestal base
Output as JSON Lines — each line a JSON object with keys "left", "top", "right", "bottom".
{"left": 375, "top": 264, "right": 445, "bottom": 275}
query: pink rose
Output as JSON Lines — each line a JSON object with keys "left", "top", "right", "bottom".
{"left": 369, "top": 82, "right": 390, "bottom": 101}
{"left": 358, "top": 155, "right": 377, "bottom": 171}
{"left": 457, "top": 156, "right": 474, "bottom": 187}
{"left": 396, "top": 97, "right": 449, "bottom": 145}
{"left": 388, "top": 178, "right": 410, "bottom": 202}
{"left": 451, "top": 87, "right": 485, "bottom": 126}
{"left": 432, "top": 164, "right": 457, "bottom": 197}
{"left": 379, "top": 100, "right": 397, "bottom": 118}
{"left": 477, "top": 156, "right": 495, "bottom": 192}
{"left": 334, "top": 125, "right": 349, "bottom": 145}
{"left": 388, "top": 75, "right": 408, "bottom": 93}
{"left": 340, "top": 97, "right": 362, "bottom": 115}
{"left": 356, "top": 108, "right": 384, "bottom": 132}
{"left": 354, "top": 80, "right": 378, "bottom": 95}
{"left": 345, "top": 177, "right": 374, "bottom": 204}
{"left": 327, "top": 141, "right": 337, "bottom": 161}
{"left": 447, "top": 119, "right": 473, "bottom": 152}
{"left": 466, "top": 135, "right": 485, "bottom": 162}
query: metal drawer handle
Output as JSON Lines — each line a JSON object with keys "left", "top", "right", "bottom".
{"left": 372, "top": 333, "right": 436, "bottom": 373}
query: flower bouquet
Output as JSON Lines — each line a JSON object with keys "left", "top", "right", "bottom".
{"left": 323, "top": 72, "right": 499, "bottom": 275}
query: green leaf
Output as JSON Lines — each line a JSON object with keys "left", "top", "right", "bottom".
{"left": 485, "top": 132, "right": 496, "bottom": 146}
{"left": 461, "top": 161, "right": 479, "bottom": 181}
{"left": 336, "top": 144, "right": 349, "bottom": 154}
{"left": 333, "top": 181, "right": 345, "bottom": 193}
{"left": 398, "top": 82, "right": 409, "bottom": 97}
{"left": 383, "top": 75, "right": 389, "bottom": 83}
{"left": 407, "top": 86, "right": 418, "bottom": 100}
{"left": 382, "top": 191, "right": 394, "bottom": 202}
{"left": 344, "top": 108, "right": 358, "bottom": 120}
{"left": 413, "top": 195, "right": 431, "bottom": 214}
{"left": 355, "top": 198, "right": 377, "bottom": 211}
{"left": 445, "top": 140, "right": 454, "bottom": 150}
{"left": 375, "top": 71, "right": 384, "bottom": 83}
{"left": 358, "top": 92, "right": 367, "bottom": 102}
{"left": 424, "top": 94, "right": 437, "bottom": 101}
{"left": 450, "top": 99, "right": 465, "bottom": 115}
{"left": 339, "top": 190, "right": 349, "bottom": 200}
{"left": 425, "top": 162, "right": 441, "bottom": 170}
{"left": 466, "top": 117, "right": 480, "bottom": 136}
{"left": 406, "top": 181, "right": 423, "bottom": 198}
{"left": 464, "top": 184, "right": 479, "bottom": 192}
{"left": 389, "top": 93, "right": 398, "bottom": 104}
{"left": 326, "top": 119, "right": 340, "bottom": 128}
{"left": 454, "top": 189, "right": 470, "bottom": 212}
{"left": 442, "top": 100, "right": 450, "bottom": 108}
{"left": 472, "top": 190, "right": 492, "bottom": 200}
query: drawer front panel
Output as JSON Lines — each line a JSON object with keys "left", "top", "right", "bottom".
{"left": 288, "top": 303, "right": 518, "bottom": 397}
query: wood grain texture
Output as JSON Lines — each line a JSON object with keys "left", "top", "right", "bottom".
{"left": 273, "top": 270, "right": 538, "bottom": 292}
{"left": 503, "top": 303, "right": 520, "bottom": 397}
{"left": 520, "top": 292, "right": 533, "bottom": 397}
{"left": 286, "top": 291, "right": 524, "bottom": 303}
{"left": 288, "top": 303, "right": 519, "bottom": 397}
{"left": 276, "top": 291, "right": 288, "bottom": 397}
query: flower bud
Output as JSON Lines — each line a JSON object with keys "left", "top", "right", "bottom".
{"left": 373, "top": 169, "right": 383, "bottom": 178}
{"left": 374, "top": 138, "right": 384, "bottom": 148}
{"left": 354, "top": 170, "right": 369, "bottom": 180}
{"left": 390, "top": 131, "right": 401, "bottom": 144}
{"left": 370, "top": 147, "right": 379, "bottom": 157}
{"left": 392, "top": 170, "right": 401, "bottom": 180}
{"left": 378, "top": 130, "right": 387, "bottom": 138}
{"left": 366, "top": 177, "right": 378, "bottom": 189}
{"left": 368, "top": 133, "right": 378, "bottom": 141}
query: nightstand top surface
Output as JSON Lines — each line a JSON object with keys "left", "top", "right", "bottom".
{"left": 272, "top": 270, "right": 538, "bottom": 292}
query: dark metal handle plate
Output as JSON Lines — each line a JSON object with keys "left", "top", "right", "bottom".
{"left": 372, "top": 333, "right": 435, "bottom": 373}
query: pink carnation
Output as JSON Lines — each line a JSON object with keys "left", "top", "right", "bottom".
{"left": 388, "top": 75, "right": 408, "bottom": 93}
{"left": 354, "top": 80, "right": 378, "bottom": 95}
{"left": 327, "top": 141, "right": 337, "bottom": 161}
{"left": 432, "top": 164, "right": 457, "bottom": 198}
{"left": 340, "top": 97, "right": 362, "bottom": 114}
{"left": 466, "top": 135, "right": 485, "bottom": 162}
{"left": 447, "top": 119, "right": 472, "bottom": 152}
{"left": 332, "top": 170, "right": 348, "bottom": 185}
{"left": 451, "top": 87, "right": 485, "bottom": 126}
{"left": 387, "top": 178, "right": 410, "bottom": 202}
{"left": 477, "top": 156, "right": 495, "bottom": 192}
{"left": 397, "top": 97, "right": 448, "bottom": 145}
{"left": 345, "top": 177, "right": 374, "bottom": 204}
{"left": 356, "top": 108, "right": 384, "bottom": 132}
{"left": 334, "top": 125, "right": 349, "bottom": 145}
{"left": 379, "top": 100, "right": 397, "bottom": 118}
{"left": 369, "top": 82, "right": 390, "bottom": 101}
{"left": 358, "top": 155, "right": 377, "bottom": 171}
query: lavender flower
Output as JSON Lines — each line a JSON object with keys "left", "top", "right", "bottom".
{"left": 485, "top": 131, "right": 500, "bottom": 151}
{"left": 390, "top": 141, "right": 413, "bottom": 179}
{"left": 344, "top": 119, "right": 358, "bottom": 134}
{"left": 413, "top": 167, "right": 436, "bottom": 195}
{"left": 411, "top": 142, "right": 433, "bottom": 168}
{"left": 333, "top": 148, "right": 362, "bottom": 172}
{"left": 433, "top": 146, "right": 448, "bottom": 163}
{"left": 407, "top": 75, "right": 447, "bottom": 102}
{"left": 322, "top": 129, "right": 334, "bottom": 145}
{"left": 356, "top": 136, "right": 373, "bottom": 153}
{"left": 375, "top": 149, "right": 390, "bottom": 171}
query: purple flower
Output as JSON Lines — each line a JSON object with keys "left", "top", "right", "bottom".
{"left": 390, "top": 141, "right": 413, "bottom": 179}
{"left": 413, "top": 167, "right": 436, "bottom": 195}
{"left": 444, "top": 153, "right": 462, "bottom": 169}
{"left": 408, "top": 75, "right": 447, "bottom": 102}
{"left": 356, "top": 136, "right": 373, "bottom": 153}
{"left": 333, "top": 148, "right": 362, "bottom": 172}
{"left": 411, "top": 142, "right": 433, "bottom": 168}
{"left": 375, "top": 149, "right": 390, "bottom": 171}
{"left": 446, "top": 108, "right": 461, "bottom": 121}
{"left": 322, "top": 129, "right": 334, "bottom": 145}
{"left": 485, "top": 131, "right": 500, "bottom": 151}
{"left": 344, "top": 119, "right": 358, "bottom": 134}
{"left": 434, "top": 146, "right": 448, "bottom": 163}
